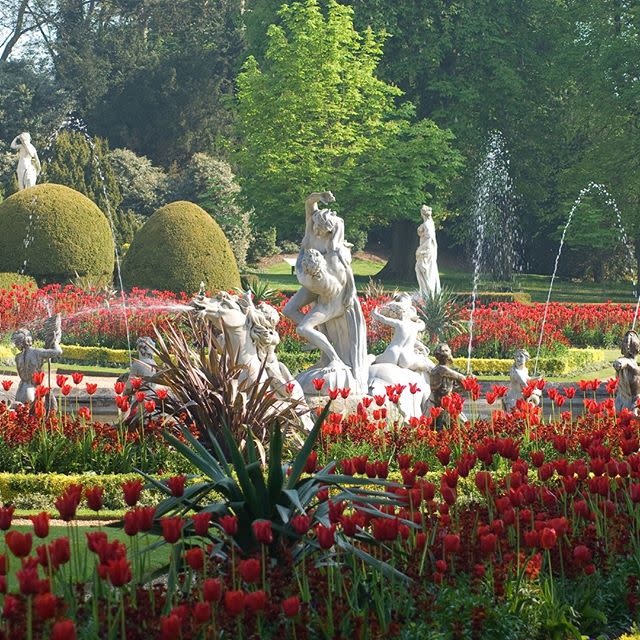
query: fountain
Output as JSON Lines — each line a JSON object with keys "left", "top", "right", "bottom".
{"left": 466, "top": 131, "right": 522, "bottom": 373}
{"left": 533, "top": 182, "right": 637, "bottom": 374}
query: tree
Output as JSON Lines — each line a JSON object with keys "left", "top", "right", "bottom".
{"left": 40, "top": 130, "right": 139, "bottom": 245}
{"left": 236, "top": 0, "right": 461, "bottom": 278}
{"left": 52, "top": 0, "right": 246, "bottom": 164}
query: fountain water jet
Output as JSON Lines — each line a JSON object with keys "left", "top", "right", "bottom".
{"left": 466, "top": 131, "right": 522, "bottom": 373}
{"left": 533, "top": 182, "right": 637, "bottom": 374}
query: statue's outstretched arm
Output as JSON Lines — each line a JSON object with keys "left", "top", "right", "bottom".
{"left": 372, "top": 308, "right": 402, "bottom": 328}
{"left": 10, "top": 136, "right": 21, "bottom": 149}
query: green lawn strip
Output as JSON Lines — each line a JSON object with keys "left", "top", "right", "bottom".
{"left": 6, "top": 524, "right": 167, "bottom": 590}
{"left": 253, "top": 260, "right": 637, "bottom": 303}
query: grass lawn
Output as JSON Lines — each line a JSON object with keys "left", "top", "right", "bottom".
{"left": 252, "top": 256, "right": 638, "bottom": 303}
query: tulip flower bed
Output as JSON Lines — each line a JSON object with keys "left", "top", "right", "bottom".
{"left": 1, "top": 284, "right": 635, "bottom": 358}
{"left": 0, "top": 400, "right": 195, "bottom": 476}
{"left": 0, "top": 377, "right": 639, "bottom": 638}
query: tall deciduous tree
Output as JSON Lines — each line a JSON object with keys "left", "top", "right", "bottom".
{"left": 236, "top": 0, "right": 461, "bottom": 278}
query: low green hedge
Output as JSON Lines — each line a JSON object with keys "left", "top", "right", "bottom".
{"left": 459, "top": 291, "right": 532, "bottom": 304}
{"left": 1, "top": 342, "right": 608, "bottom": 378}
{"left": 0, "top": 472, "right": 166, "bottom": 511}
{"left": 452, "top": 348, "right": 606, "bottom": 376}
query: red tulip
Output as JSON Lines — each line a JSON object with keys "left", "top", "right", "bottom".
{"left": 540, "top": 527, "right": 557, "bottom": 550}
{"left": 0, "top": 505, "right": 15, "bottom": 530}
{"left": 291, "top": 514, "right": 312, "bottom": 535}
{"left": 193, "top": 601, "right": 211, "bottom": 623}
{"left": 239, "top": 558, "right": 261, "bottom": 583}
{"left": 573, "top": 544, "right": 592, "bottom": 566}
{"left": 32, "top": 371, "right": 45, "bottom": 385}
{"left": 30, "top": 512, "right": 50, "bottom": 538}
{"left": 51, "top": 619, "right": 76, "bottom": 640}
{"left": 219, "top": 514, "right": 238, "bottom": 536}
{"left": 114, "top": 380, "right": 125, "bottom": 395}
{"left": 34, "top": 592, "right": 57, "bottom": 620}
{"left": 282, "top": 595, "right": 300, "bottom": 618}
{"left": 166, "top": 475, "right": 186, "bottom": 497}
{"left": 6, "top": 530, "right": 32, "bottom": 557}
{"left": 1, "top": 380, "right": 13, "bottom": 391}
{"left": 184, "top": 548, "right": 204, "bottom": 571}
{"left": 106, "top": 557, "right": 132, "bottom": 587}
{"left": 252, "top": 520, "right": 273, "bottom": 545}
{"left": 192, "top": 512, "right": 210, "bottom": 536}
{"left": 121, "top": 479, "right": 143, "bottom": 506}
{"left": 479, "top": 533, "right": 497, "bottom": 556}
{"left": 71, "top": 372, "right": 83, "bottom": 385}
{"left": 17, "top": 566, "right": 39, "bottom": 594}
{"left": 86, "top": 383, "right": 98, "bottom": 395}
{"left": 316, "top": 523, "right": 336, "bottom": 549}
{"left": 161, "top": 517, "right": 185, "bottom": 544}
{"left": 312, "top": 378, "right": 325, "bottom": 391}
{"left": 245, "top": 589, "right": 268, "bottom": 613}
{"left": 160, "top": 614, "right": 181, "bottom": 640}
{"left": 224, "top": 590, "right": 245, "bottom": 616}
{"left": 444, "top": 533, "right": 461, "bottom": 555}
{"left": 203, "top": 577, "right": 223, "bottom": 602}
{"left": 86, "top": 486, "right": 104, "bottom": 512}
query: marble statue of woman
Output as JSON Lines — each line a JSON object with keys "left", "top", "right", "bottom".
{"left": 613, "top": 330, "right": 640, "bottom": 414}
{"left": 503, "top": 348, "right": 541, "bottom": 412}
{"left": 12, "top": 315, "right": 63, "bottom": 406}
{"left": 415, "top": 205, "right": 441, "bottom": 298}
{"left": 10, "top": 132, "right": 41, "bottom": 190}
{"left": 283, "top": 192, "right": 368, "bottom": 393}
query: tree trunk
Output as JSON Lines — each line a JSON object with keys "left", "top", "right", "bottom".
{"left": 375, "top": 219, "right": 419, "bottom": 282}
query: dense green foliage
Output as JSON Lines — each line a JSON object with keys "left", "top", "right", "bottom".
{"left": 236, "top": 0, "right": 461, "bottom": 254}
{"left": 2, "top": 0, "right": 639, "bottom": 283}
{"left": 0, "top": 184, "right": 115, "bottom": 284}
{"left": 122, "top": 200, "right": 241, "bottom": 294}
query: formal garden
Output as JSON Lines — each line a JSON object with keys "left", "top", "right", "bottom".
{"left": 1, "top": 1, "right": 640, "bottom": 639}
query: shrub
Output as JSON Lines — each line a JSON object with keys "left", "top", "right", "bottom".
{"left": 247, "top": 226, "right": 278, "bottom": 264}
{"left": 0, "top": 272, "right": 37, "bottom": 290}
{"left": 122, "top": 201, "right": 240, "bottom": 294}
{"left": 0, "top": 183, "right": 115, "bottom": 284}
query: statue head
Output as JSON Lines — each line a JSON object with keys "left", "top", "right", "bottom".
{"left": 19, "top": 132, "right": 31, "bottom": 144}
{"left": 136, "top": 336, "right": 156, "bottom": 360}
{"left": 420, "top": 205, "right": 433, "bottom": 221}
{"left": 11, "top": 328, "right": 33, "bottom": 350}
{"left": 301, "top": 248, "right": 326, "bottom": 278}
{"left": 312, "top": 209, "right": 338, "bottom": 237}
{"left": 514, "top": 348, "right": 531, "bottom": 368}
{"left": 621, "top": 330, "right": 640, "bottom": 358}
{"left": 434, "top": 343, "right": 452, "bottom": 365}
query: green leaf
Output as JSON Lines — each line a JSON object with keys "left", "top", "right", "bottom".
{"left": 267, "top": 421, "right": 284, "bottom": 510}
{"left": 287, "top": 402, "right": 330, "bottom": 489}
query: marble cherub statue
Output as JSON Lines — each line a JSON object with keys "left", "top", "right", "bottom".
{"left": 503, "top": 348, "right": 542, "bottom": 412}
{"left": 415, "top": 205, "right": 441, "bottom": 299}
{"left": 10, "top": 132, "right": 41, "bottom": 190}
{"left": 11, "top": 314, "right": 63, "bottom": 407}
{"left": 372, "top": 293, "right": 433, "bottom": 375}
{"left": 283, "top": 191, "right": 368, "bottom": 393}
{"left": 613, "top": 330, "right": 640, "bottom": 415}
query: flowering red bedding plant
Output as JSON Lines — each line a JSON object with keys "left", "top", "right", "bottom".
{"left": 0, "top": 376, "right": 639, "bottom": 638}
{"left": 0, "top": 283, "right": 191, "bottom": 349}
{"left": 0, "top": 378, "right": 196, "bottom": 475}
{"left": 1, "top": 283, "right": 633, "bottom": 356}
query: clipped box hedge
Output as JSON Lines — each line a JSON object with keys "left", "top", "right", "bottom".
{"left": 0, "top": 472, "right": 164, "bottom": 511}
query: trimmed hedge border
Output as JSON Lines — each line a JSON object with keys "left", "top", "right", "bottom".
{"left": 0, "top": 472, "right": 165, "bottom": 511}
{"left": 0, "top": 344, "right": 608, "bottom": 377}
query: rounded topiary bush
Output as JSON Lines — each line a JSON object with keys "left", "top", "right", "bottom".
{"left": 0, "top": 272, "right": 37, "bottom": 290}
{"left": 0, "top": 184, "right": 115, "bottom": 284}
{"left": 122, "top": 201, "right": 241, "bottom": 294}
